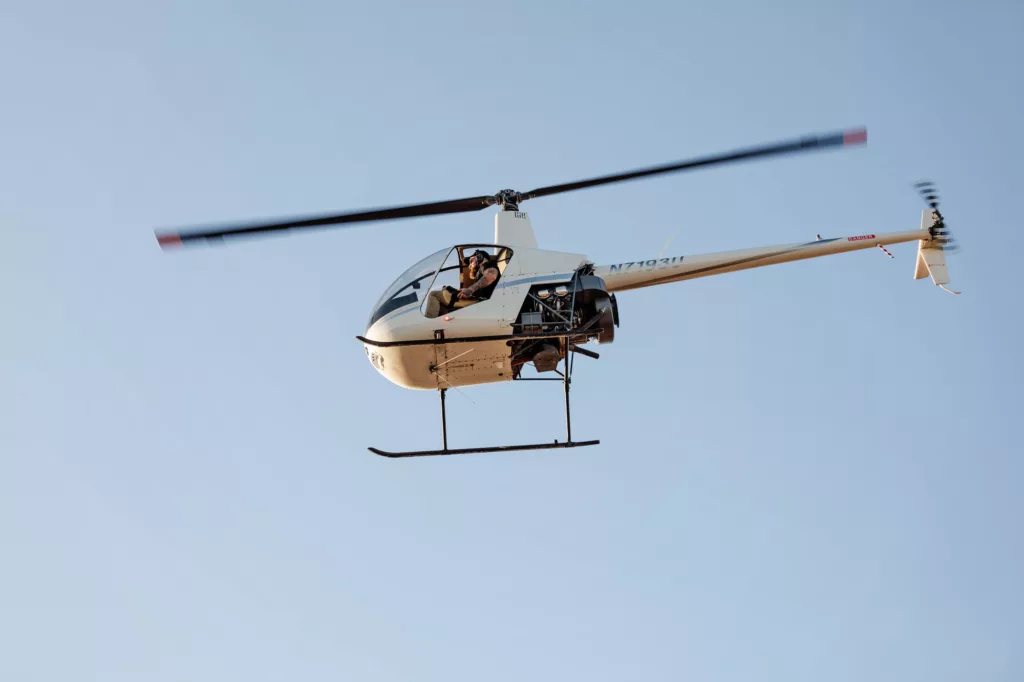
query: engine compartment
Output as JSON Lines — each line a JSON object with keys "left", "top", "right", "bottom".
{"left": 509, "top": 269, "right": 619, "bottom": 376}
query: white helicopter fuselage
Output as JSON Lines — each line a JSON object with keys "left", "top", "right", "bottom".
{"left": 361, "top": 209, "right": 951, "bottom": 391}
{"left": 362, "top": 240, "right": 589, "bottom": 390}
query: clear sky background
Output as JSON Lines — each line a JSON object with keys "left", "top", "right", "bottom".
{"left": 3, "top": 1, "right": 1022, "bottom": 680}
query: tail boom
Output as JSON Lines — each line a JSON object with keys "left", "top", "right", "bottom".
{"left": 596, "top": 228, "right": 929, "bottom": 293}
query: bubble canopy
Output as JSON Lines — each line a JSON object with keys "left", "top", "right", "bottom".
{"left": 367, "top": 247, "right": 450, "bottom": 328}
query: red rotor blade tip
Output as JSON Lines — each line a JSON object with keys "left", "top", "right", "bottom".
{"left": 843, "top": 128, "right": 867, "bottom": 145}
{"left": 156, "top": 232, "right": 183, "bottom": 249}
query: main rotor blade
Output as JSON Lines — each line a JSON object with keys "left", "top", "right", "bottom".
{"left": 155, "top": 194, "right": 497, "bottom": 249}
{"left": 519, "top": 128, "right": 867, "bottom": 202}
{"left": 155, "top": 126, "right": 866, "bottom": 250}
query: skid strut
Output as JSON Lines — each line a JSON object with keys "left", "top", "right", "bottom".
{"left": 369, "top": 336, "right": 599, "bottom": 458}
{"left": 440, "top": 388, "right": 448, "bottom": 450}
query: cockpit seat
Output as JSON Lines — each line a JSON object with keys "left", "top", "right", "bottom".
{"left": 424, "top": 286, "right": 479, "bottom": 319}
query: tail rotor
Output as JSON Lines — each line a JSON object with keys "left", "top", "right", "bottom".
{"left": 912, "top": 180, "right": 961, "bottom": 294}
{"left": 914, "top": 181, "right": 959, "bottom": 253}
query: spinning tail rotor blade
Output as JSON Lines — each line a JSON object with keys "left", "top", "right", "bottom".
{"left": 914, "top": 180, "right": 961, "bottom": 255}
{"left": 155, "top": 195, "right": 497, "bottom": 249}
{"left": 519, "top": 128, "right": 867, "bottom": 201}
{"left": 914, "top": 180, "right": 941, "bottom": 209}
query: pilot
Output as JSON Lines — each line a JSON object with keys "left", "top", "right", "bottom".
{"left": 425, "top": 249, "right": 501, "bottom": 317}
{"left": 459, "top": 249, "right": 501, "bottom": 300}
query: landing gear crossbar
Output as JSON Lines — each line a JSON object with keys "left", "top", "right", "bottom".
{"left": 368, "top": 334, "right": 599, "bottom": 458}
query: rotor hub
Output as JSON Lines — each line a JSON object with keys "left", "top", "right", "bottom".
{"left": 495, "top": 189, "right": 522, "bottom": 212}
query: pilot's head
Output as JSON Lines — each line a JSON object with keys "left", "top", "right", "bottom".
{"left": 468, "top": 249, "right": 490, "bottom": 275}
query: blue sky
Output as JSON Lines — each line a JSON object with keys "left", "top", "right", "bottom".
{"left": 3, "top": 1, "right": 1022, "bottom": 680}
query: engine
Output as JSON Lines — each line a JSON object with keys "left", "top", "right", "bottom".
{"left": 510, "top": 270, "right": 619, "bottom": 376}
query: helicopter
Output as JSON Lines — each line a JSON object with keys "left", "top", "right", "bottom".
{"left": 155, "top": 127, "right": 959, "bottom": 458}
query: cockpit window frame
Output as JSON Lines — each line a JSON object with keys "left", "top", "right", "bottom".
{"left": 418, "top": 244, "right": 514, "bottom": 318}
{"left": 413, "top": 244, "right": 512, "bottom": 319}
{"left": 422, "top": 244, "right": 513, "bottom": 291}
{"left": 367, "top": 245, "right": 515, "bottom": 328}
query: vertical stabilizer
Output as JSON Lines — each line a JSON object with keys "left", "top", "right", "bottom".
{"left": 915, "top": 208, "right": 959, "bottom": 294}
{"left": 914, "top": 249, "right": 930, "bottom": 279}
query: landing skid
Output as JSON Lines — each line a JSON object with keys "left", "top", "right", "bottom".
{"left": 369, "top": 440, "right": 600, "bottom": 458}
{"left": 369, "top": 338, "right": 598, "bottom": 458}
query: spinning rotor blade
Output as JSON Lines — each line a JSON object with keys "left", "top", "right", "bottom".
{"left": 155, "top": 126, "right": 866, "bottom": 250}
{"left": 155, "top": 195, "right": 497, "bottom": 248}
{"left": 914, "top": 180, "right": 941, "bottom": 209}
{"left": 914, "top": 180, "right": 961, "bottom": 254}
{"left": 519, "top": 127, "right": 867, "bottom": 201}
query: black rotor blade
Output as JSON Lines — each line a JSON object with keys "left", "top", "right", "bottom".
{"left": 519, "top": 127, "right": 867, "bottom": 202}
{"left": 914, "top": 180, "right": 941, "bottom": 208}
{"left": 156, "top": 194, "right": 497, "bottom": 249}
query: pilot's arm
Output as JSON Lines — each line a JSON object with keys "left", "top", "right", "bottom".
{"left": 458, "top": 266, "right": 499, "bottom": 299}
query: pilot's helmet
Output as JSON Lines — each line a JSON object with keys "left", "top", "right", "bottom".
{"left": 469, "top": 249, "right": 491, "bottom": 267}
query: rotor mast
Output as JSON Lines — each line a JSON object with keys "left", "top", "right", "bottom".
{"left": 493, "top": 198, "right": 538, "bottom": 248}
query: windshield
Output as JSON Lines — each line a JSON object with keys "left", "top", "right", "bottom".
{"left": 367, "top": 247, "right": 450, "bottom": 327}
